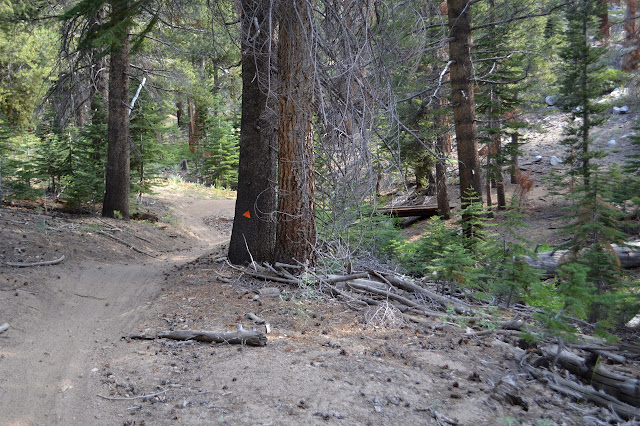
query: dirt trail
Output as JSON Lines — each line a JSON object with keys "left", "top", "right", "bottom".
{"left": 0, "top": 195, "right": 234, "bottom": 425}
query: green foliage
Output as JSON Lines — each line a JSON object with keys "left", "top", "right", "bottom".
{"left": 473, "top": 0, "right": 530, "bottom": 192}
{"left": 0, "top": 125, "right": 43, "bottom": 198}
{"left": 0, "top": 9, "right": 57, "bottom": 127}
{"left": 540, "top": 0, "right": 639, "bottom": 329}
{"left": 613, "top": 121, "right": 640, "bottom": 218}
{"left": 385, "top": 203, "right": 542, "bottom": 305}
{"left": 35, "top": 129, "right": 73, "bottom": 196}
{"left": 557, "top": 0, "right": 610, "bottom": 184}
{"left": 316, "top": 203, "right": 401, "bottom": 271}
{"left": 560, "top": 167, "right": 626, "bottom": 253}
{"left": 200, "top": 100, "right": 239, "bottom": 189}
{"left": 129, "top": 92, "right": 172, "bottom": 197}
{"left": 62, "top": 122, "right": 107, "bottom": 207}
{"left": 61, "top": 0, "right": 154, "bottom": 53}
{"left": 480, "top": 208, "right": 542, "bottom": 306}
{"left": 534, "top": 262, "right": 594, "bottom": 342}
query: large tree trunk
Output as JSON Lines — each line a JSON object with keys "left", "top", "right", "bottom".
{"left": 275, "top": 0, "right": 316, "bottom": 265}
{"left": 448, "top": 0, "right": 482, "bottom": 214}
{"left": 622, "top": 0, "right": 639, "bottom": 71}
{"left": 102, "top": 2, "right": 130, "bottom": 219}
{"left": 228, "top": 0, "right": 278, "bottom": 265}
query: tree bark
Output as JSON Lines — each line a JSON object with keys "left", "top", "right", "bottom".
{"left": 448, "top": 0, "right": 482, "bottom": 211}
{"left": 228, "top": 0, "right": 278, "bottom": 264}
{"left": 187, "top": 98, "right": 201, "bottom": 154}
{"left": 491, "top": 89, "right": 506, "bottom": 209}
{"left": 275, "top": 0, "right": 316, "bottom": 265}
{"left": 102, "top": 2, "right": 130, "bottom": 219}
{"left": 598, "top": 0, "right": 610, "bottom": 42}
{"left": 622, "top": 0, "right": 639, "bottom": 71}
{"left": 509, "top": 131, "right": 519, "bottom": 184}
{"left": 176, "top": 101, "right": 184, "bottom": 127}
{"left": 435, "top": 98, "right": 451, "bottom": 219}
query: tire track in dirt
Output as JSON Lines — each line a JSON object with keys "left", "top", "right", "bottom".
{"left": 0, "top": 197, "right": 235, "bottom": 425}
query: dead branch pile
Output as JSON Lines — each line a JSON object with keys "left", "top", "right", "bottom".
{"left": 227, "top": 262, "right": 479, "bottom": 324}
{"left": 226, "top": 261, "right": 640, "bottom": 421}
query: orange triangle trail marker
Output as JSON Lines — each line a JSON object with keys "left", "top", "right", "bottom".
{"left": 242, "top": 210, "right": 251, "bottom": 219}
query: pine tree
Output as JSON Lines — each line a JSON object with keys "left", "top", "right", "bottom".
{"left": 129, "top": 91, "right": 167, "bottom": 199}
{"left": 552, "top": 0, "right": 631, "bottom": 323}
{"left": 202, "top": 115, "right": 239, "bottom": 189}
{"left": 557, "top": 0, "right": 608, "bottom": 186}
{"left": 473, "top": 0, "right": 531, "bottom": 210}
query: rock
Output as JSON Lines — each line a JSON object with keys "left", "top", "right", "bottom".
{"left": 549, "top": 156, "right": 562, "bottom": 166}
{"left": 259, "top": 287, "right": 281, "bottom": 297}
{"left": 607, "top": 139, "right": 616, "bottom": 147}
{"left": 534, "top": 155, "right": 543, "bottom": 162}
{"left": 613, "top": 106, "right": 630, "bottom": 114}
{"left": 545, "top": 95, "right": 557, "bottom": 106}
{"left": 610, "top": 87, "right": 624, "bottom": 98}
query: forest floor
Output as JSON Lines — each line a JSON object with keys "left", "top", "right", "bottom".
{"left": 1, "top": 107, "right": 640, "bottom": 426}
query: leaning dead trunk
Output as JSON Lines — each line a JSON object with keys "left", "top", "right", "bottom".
{"left": 525, "top": 241, "right": 640, "bottom": 277}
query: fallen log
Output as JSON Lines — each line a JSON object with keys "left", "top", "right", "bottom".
{"left": 522, "top": 354, "right": 640, "bottom": 420}
{"left": 377, "top": 205, "right": 442, "bottom": 218}
{"left": 525, "top": 241, "right": 640, "bottom": 277}
{"left": 540, "top": 345, "right": 640, "bottom": 407}
{"left": 157, "top": 326, "right": 267, "bottom": 347}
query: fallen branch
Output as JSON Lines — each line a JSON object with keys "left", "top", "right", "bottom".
{"left": 1, "top": 287, "right": 39, "bottom": 295}
{"left": 381, "top": 273, "right": 475, "bottom": 314}
{"left": 97, "top": 231, "right": 155, "bottom": 257}
{"left": 227, "top": 263, "right": 298, "bottom": 285}
{"left": 97, "top": 389, "right": 168, "bottom": 401}
{"left": 341, "top": 282, "right": 420, "bottom": 309}
{"left": 274, "top": 262, "right": 302, "bottom": 270}
{"left": 6, "top": 255, "right": 65, "bottom": 268}
{"left": 322, "top": 273, "right": 370, "bottom": 284}
{"left": 134, "top": 325, "right": 268, "bottom": 347}
{"left": 245, "top": 312, "right": 266, "bottom": 324}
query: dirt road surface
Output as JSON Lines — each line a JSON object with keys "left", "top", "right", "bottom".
{"left": 0, "top": 194, "right": 234, "bottom": 425}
